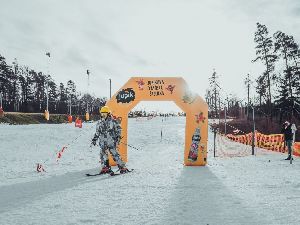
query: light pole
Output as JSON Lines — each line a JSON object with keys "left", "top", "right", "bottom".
{"left": 45, "top": 52, "right": 50, "bottom": 120}
{"left": 69, "top": 96, "right": 72, "bottom": 115}
{"left": 213, "top": 127, "right": 217, "bottom": 158}
{"left": 46, "top": 80, "right": 49, "bottom": 112}
{"left": 86, "top": 70, "right": 90, "bottom": 113}
{"left": 252, "top": 105, "right": 255, "bottom": 155}
{"left": 86, "top": 70, "right": 90, "bottom": 121}
{"left": 12, "top": 58, "right": 18, "bottom": 111}
{"left": 224, "top": 106, "right": 227, "bottom": 135}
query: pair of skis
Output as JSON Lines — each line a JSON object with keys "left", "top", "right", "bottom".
{"left": 86, "top": 169, "right": 134, "bottom": 177}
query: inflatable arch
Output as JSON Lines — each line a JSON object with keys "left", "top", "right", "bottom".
{"left": 106, "top": 77, "right": 208, "bottom": 166}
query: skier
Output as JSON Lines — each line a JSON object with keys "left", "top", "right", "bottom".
{"left": 91, "top": 105, "right": 129, "bottom": 174}
{"left": 281, "top": 121, "right": 294, "bottom": 160}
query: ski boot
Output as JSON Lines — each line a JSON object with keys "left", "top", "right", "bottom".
{"left": 285, "top": 157, "right": 293, "bottom": 160}
{"left": 119, "top": 166, "right": 130, "bottom": 174}
{"left": 99, "top": 166, "right": 113, "bottom": 175}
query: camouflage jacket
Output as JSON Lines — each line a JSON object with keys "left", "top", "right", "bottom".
{"left": 93, "top": 116, "right": 122, "bottom": 145}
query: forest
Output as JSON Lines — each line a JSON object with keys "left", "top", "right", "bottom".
{"left": 0, "top": 55, "right": 106, "bottom": 115}
{"left": 206, "top": 22, "right": 300, "bottom": 136}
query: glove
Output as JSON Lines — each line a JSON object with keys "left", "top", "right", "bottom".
{"left": 116, "top": 136, "right": 121, "bottom": 145}
{"left": 91, "top": 137, "right": 97, "bottom": 146}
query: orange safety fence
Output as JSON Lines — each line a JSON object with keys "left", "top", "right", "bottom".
{"left": 294, "top": 142, "right": 300, "bottom": 157}
{"left": 226, "top": 132, "right": 299, "bottom": 156}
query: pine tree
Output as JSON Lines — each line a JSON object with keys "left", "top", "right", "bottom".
{"left": 0, "top": 54, "right": 13, "bottom": 109}
{"left": 18, "top": 66, "right": 35, "bottom": 112}
{"left": 57, "top": 83, "right": 68, "bottom": 114}
{"left": 208, "top": 70, "right": 220, "bottom": 118}
{"left": 276, "top": 77, "right": 289, "bottom": 106}
{"left": 274, "top": 31, "right": 299, "bottom": 98}
{"left": 0, "top": 51, "right": 107, "bottom": 114}
{"left": 253, "top": 22, "right": 277, "bottom": 107}
{"left": 255, "top": 76, "right": 267, "bottom": 107}
{"left": 31, "top": 70, "right": 45, "bottom": 111}
{"left": 11, "top": 58, "right": 20, "bottom": 111}
{"left": 66, "top": 80, "right": 77, "bottom": 101}
{"left": 59, "top": 83, "right": 67, "bottom": 102}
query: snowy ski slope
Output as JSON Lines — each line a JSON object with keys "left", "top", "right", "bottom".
{"left": 1, "top": 117, "right": 300, "bottom": 225}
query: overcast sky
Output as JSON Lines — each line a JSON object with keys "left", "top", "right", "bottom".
{"left": 1, "top": 0, "right": 300, "bottom": 112}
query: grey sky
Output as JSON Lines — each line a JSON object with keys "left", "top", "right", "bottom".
{"left": 0, "top": 0, "right": 300, "bottom": 111}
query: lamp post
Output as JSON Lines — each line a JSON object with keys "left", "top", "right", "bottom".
{"left": 69, "top": 96, "right": 72, "bottom": 115}
{"left": 252, "top": 105, "right": 255, "bottom": 155}
{"left": 45, "top": 52, "right": 50, "bottom": 121}
{"left": 213, "top": 127, "right": 217, "bottom": 158}
{"left": 86, "top": 70, "right": 90, "bottom": 113}
{"left": 224, "top": 106, "right": 227, "bottom": 135}
{"left": 45, "top": 53, "right": 50, "bottom": 110}
{"left": 46, "top": 80, "right": 49, "bottom": 112}
{"left": 86, "top": 70, "right": 90, "bottom": 121}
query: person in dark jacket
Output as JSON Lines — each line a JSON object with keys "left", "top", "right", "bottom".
{"left": 281, "top": 121, "right": 294, "bottom": 160}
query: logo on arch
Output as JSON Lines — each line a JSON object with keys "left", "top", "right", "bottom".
{"left": 116, "top": 88, "right": 135, "bottom": 103}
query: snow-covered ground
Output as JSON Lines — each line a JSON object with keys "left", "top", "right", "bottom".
{"left": 1, "top": 117, "right": 300, "bottom": 225}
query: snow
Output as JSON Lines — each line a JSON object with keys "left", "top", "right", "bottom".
{"left": 1, "top": 117, "right": 300, "bottom": 225}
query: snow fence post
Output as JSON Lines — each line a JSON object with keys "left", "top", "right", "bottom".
{"left": 224, "top": 106, "right": 227, "bottom": 135}
{"left": 213, "top": 128, "right": 217, "bottom": 158}
{"left": 291, "top": 124, "right": 297, "bottom": 164}
{"left": 252, "top": 106, "right": 255, "bottom": 155}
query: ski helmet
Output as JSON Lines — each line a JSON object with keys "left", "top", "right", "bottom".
{"left": 100, "top": 106, "right": 110, "bottom": 114}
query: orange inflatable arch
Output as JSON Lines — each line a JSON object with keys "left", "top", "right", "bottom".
{"left": 106, "top": 77, "right": 208, "bottom": 166}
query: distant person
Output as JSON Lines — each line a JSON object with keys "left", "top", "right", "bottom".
{"left": 91, "top": 106, "right": 129, "bottom": 174}
{"left": 281, "top": 121, "right": 296, "bottom": 160}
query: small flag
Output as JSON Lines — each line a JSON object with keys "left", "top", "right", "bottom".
{"left": 46, "top": 52, "right": 50, "bottom": 57}
{"left": 56, "top": 146, "right": 67, "bottom": 161}
{"left": 87, "top": 70, "right": 90, "bottom": 75}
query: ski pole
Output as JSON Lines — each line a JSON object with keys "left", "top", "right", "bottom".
{"left": 120, "top": 141, "right": 141, "bottom": 151}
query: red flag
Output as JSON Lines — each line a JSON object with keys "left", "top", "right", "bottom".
{"left": 56, "top": 146, "right": 67, "bottom": 161}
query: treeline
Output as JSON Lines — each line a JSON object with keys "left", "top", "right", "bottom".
{"left": 0, "top": 54, "right": 106, "bottom": 114}
{"left": 206, "top": 22, "right": 300, "bottom": 125}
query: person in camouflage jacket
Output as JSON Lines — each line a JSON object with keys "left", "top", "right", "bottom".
{"left": 91, "top": 106, "right": 129, "bottom": 174}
